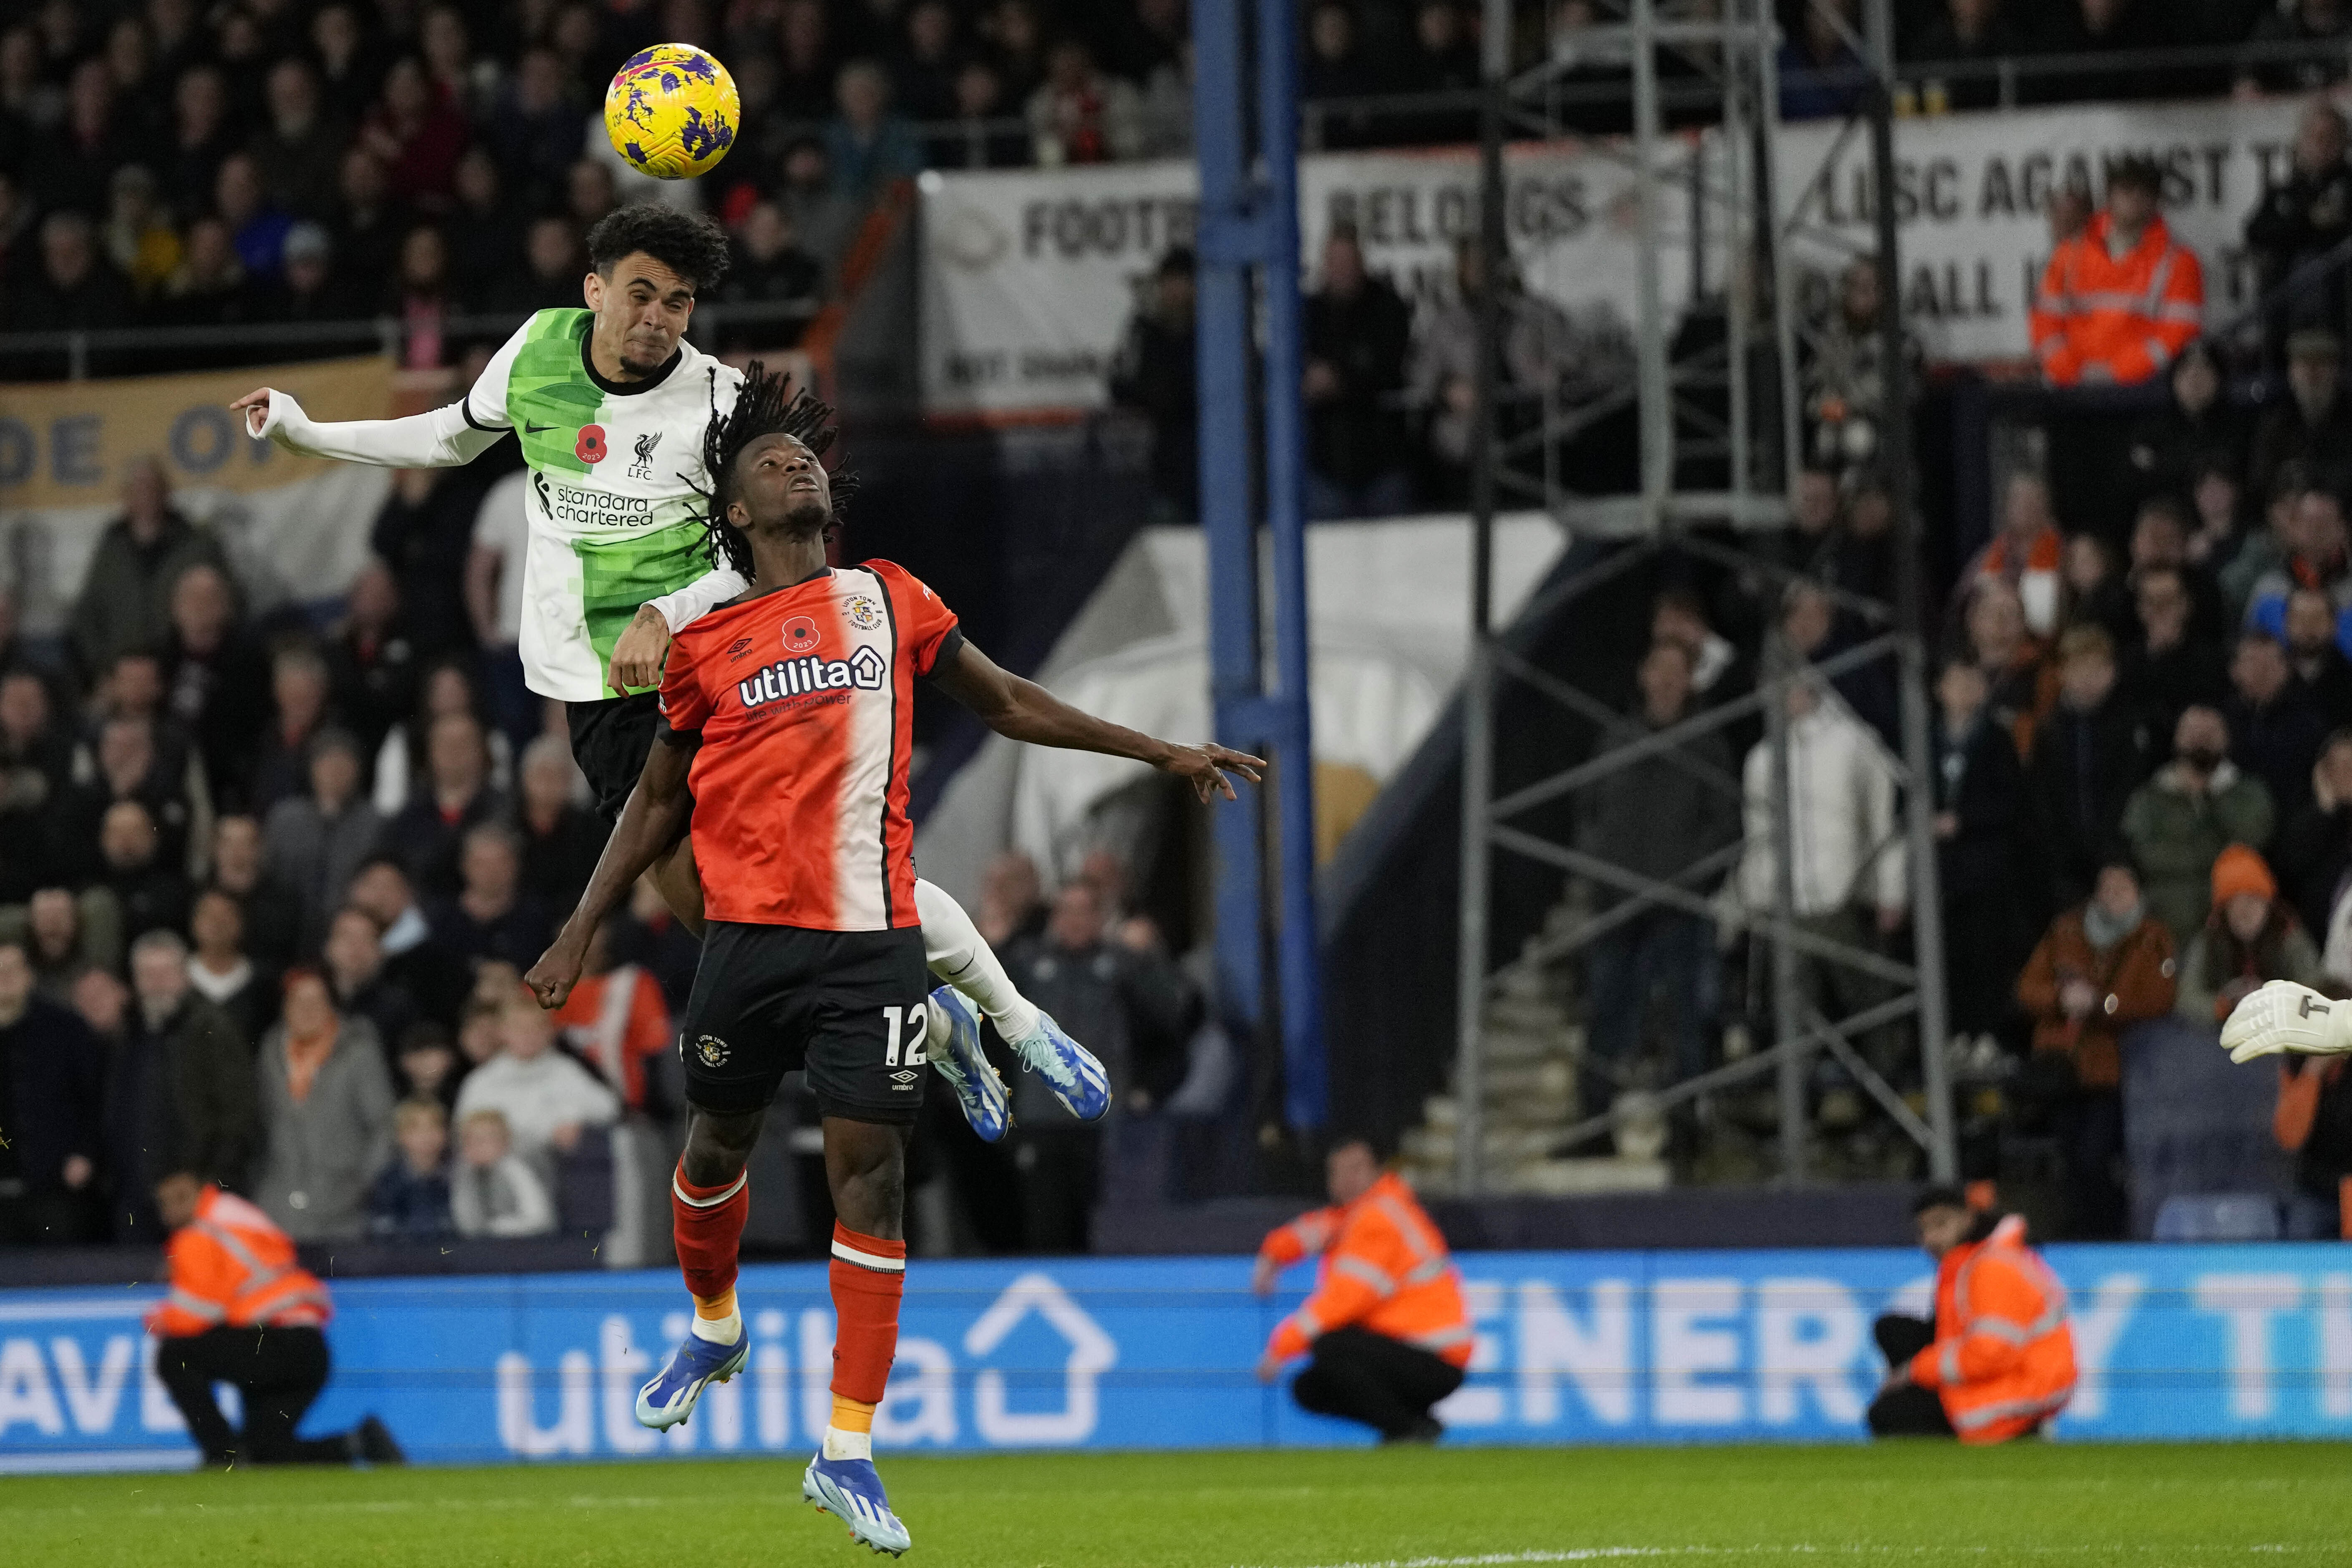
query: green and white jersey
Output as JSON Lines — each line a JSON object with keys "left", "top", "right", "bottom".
{"left": 461, "top": 309, "right": 744, "bottom": 702}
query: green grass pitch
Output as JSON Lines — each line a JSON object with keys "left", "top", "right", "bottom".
{"left": 8, "top": 1444, "right": 2348, "bottom": 1566}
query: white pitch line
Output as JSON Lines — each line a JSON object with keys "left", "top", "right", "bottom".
{"left": 1235, "top": 1546, "right": 2333, "bottom": 1568}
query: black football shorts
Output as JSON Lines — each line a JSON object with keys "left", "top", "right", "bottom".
{"left": 676, "top": 922, "right": 933, "bottom": 1123}
{"left": 565, "top": 691, "right": 663, "bottom": 824}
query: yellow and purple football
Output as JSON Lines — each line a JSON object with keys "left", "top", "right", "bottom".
{"left": 603, "top": 43, "right": 739, "bottom": 180}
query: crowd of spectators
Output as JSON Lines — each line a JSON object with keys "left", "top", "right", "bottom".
{"left": 0, "top": 442, "right": 704, "bottom": 1251}
{"left": 1566, "top": 402, "right": 2352, "bottom": 1235}
{"left": 0, "top": 427, "right": 1206, "bottom": 1255}
{"left": 5, "top": 0, "right": 2342, "bottom": 373}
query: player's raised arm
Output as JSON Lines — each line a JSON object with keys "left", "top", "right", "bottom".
{"left": 229, "top": 315, "right": 523, "bottom": 469}
{"left": 930, "top": 638, "right": 1265, "bottom": 804}
{"left": 231, "top": 386, "right": 511, "bottom": 468}
{"left": 525, "top": 728, "right": 699, "bottom": 1008}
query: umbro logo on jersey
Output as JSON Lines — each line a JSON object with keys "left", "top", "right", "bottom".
{"left": 726, "top": 636, "right": 755, "bottom": 661}
{"left": 889, "top": 1070, "right": 919, "bottom": 1087}
{"left": 739, "top": 646, "right": 886, "bottom": 707}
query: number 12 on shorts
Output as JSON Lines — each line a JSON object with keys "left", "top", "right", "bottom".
{"left": 883, "top": 1003, "right": 929, "bottom": 1066}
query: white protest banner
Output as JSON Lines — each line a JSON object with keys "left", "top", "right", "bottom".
{"left": 1774, "top": 96, "right": 2312, "bottom": 364}
{"left": 918, "top": 138, "right": 1692, "bottom": 417}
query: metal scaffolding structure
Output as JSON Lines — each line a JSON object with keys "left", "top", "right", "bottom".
{"left": 1449, "top": 0, "right": 1955, "bottom": 1194}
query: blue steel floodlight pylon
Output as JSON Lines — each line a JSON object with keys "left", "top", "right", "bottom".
{"left": 1447, "top": 0, "right": 1956, "bottom": 1195}
{"left": 1190, "top": 0, "right": 1326, "bottom": 1134}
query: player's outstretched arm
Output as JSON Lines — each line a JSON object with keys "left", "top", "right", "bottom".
{"left": 2221, "top": 978, "right": 2352, "bottom": 1063}
{"left": 525, "top": 732, "right": 699, "bottom": 1009}
{"left": 930, "top": 639, "right": 1265, "bottom": 804}
{"left": 607, "top": 565, "right": 752, "bottom": 691}
{"left": 231, "top": 387, "right": 508, "bottom": 469}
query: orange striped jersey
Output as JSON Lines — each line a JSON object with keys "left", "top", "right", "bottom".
{"left": 658, "top": 561, "right": 960, "bottom": 930}
{"left": 147, "top": 1185, "right": 332, "bottom": 1338}
{"left": 1260, "top": 1172, "right": 1473, "bottom": 1367}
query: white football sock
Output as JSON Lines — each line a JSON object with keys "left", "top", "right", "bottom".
{"left": 915, "top": 877, "right": 1042, "bottom": 1042}
{"left": 689, "top": 1311, "right": 742, "bottom": 1346}
{"left": 822, "top": 1425, "right": 872, "bottom": 1460}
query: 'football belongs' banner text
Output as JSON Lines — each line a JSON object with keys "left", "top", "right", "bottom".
{"left": 920, "top": 96, "right": 2313, "bottom": 416}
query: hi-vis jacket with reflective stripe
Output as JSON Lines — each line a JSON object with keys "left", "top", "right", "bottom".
{"left": 146, "top": 1185, "right": 333, "bottom": 1338}
{"left": 1260, "top": 1172, "right": 1472, "bottom": 1367}
{"left": 1908, "top": 1213, "right": 2076, "bottom": 1443}
{"left": 2028, "top": 212, "right": 2204, "bottom": 387}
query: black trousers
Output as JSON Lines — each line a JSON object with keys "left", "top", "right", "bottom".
{"left": 156, "top": 1326, "right": 352, "bottom": 1465}
{"left": 1866, "top": 1313, "right": 1955, "bottom": 1438}
{"left": 1291, "top": 1327, "right": 1465, "bottom": 1440}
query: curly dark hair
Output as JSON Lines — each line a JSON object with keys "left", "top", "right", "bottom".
{"left": 698, "top": 361, "right": 859, "bottom": 578}
{"left": 584, "top": 203, "right": 732, "bottom": 292}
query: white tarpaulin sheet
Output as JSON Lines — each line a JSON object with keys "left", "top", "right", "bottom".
{"left": 1004, "top": 514, "right": 1563, "bottom": 882}
{"left": 919, "top": 140, "right": 1691, "bottom": 416}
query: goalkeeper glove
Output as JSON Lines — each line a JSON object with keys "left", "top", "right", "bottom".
{"left": 2219, "top": 979, "right": 2352, "bottom": 1063}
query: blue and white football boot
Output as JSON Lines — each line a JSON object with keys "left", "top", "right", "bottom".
{"left": 1006, "top": 1010, "right": 1110, "bottom": 1122}
{"left": 804, "top": 1452, "right": 913, "bottom": 1556}
{"left": 633, "top": 1327, "right": 748, "bottom": 1430}
{"left": 926, "top": 986, "right": 1011, "bottom": 1142}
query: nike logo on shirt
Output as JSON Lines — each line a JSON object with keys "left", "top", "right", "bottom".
{"left": 526, "top": 422, "right": 556, "bottom": 434}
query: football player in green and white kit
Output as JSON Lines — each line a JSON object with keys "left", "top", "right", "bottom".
{"left": 230, "top": 204, "right": 1103, "bottom": 1147}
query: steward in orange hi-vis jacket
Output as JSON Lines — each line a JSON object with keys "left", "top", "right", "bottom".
{"left": 1253, "top": 1138, "right": 1470, "bottom": 1444}
{"left": 144, "top": 1172, "right": 403, "bottom": 1468}
{"left": 2029, "top": 158, "right": 2204, "bottom": 388}
{"left": 1868, "top": 1186, "right": 2078, "bottom": 1443}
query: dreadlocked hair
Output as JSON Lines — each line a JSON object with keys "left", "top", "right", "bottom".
{"left": 697, "top": 361, "right": 859, "bottom": 579}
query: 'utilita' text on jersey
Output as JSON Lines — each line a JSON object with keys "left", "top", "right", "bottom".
{"left": 658, "top": 562, "right": 960, "bottom": 932}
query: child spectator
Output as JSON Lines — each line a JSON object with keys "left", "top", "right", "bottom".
{"left": 450, "top": 1107, "right": 555, "bottom": 1239}
{"left": 367, "top": 1097, "right": 454, "bottom": 1238}
{"left": 394, "top": 1020, "right": 461, "bottom": 1109}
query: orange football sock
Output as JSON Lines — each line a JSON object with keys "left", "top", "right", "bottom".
{"left": 827, "top": 1222, "right": 906, "bottom": 1405}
